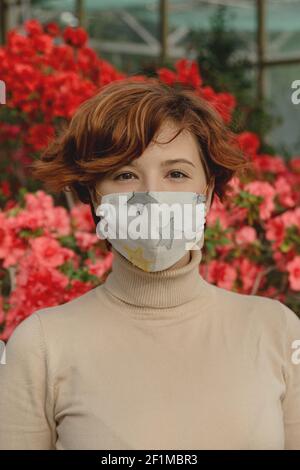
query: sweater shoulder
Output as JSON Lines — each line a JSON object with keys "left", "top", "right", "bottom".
{"left": 34, "top": 285, "right": 102, "bottom": 321}
{"left": 209, "top": 281, "right": 298, "bottom": 330}
{"left": 31, "top": 285, "right": 109, "bottom": 343}
{"left": 209, "top": 284, "right": 300, "bottom": 363}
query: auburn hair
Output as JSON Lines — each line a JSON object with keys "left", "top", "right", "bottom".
{"left": 31, "top": 77, "right": 252, "bottom": 232}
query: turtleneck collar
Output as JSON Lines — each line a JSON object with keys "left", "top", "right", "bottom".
{"left": 102, "top": 246, "right": 210, "bottom": 309}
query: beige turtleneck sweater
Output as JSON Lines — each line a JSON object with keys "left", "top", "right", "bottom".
{"left": 0, "top": 247, "right": 300, "bottom": 450}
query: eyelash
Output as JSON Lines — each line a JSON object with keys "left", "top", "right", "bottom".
{"left": 113, "top": 170, "right": 189, "bottom": 181}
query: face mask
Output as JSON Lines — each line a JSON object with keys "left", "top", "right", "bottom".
{"left": 95, "top": 190, "right": 208, "bottom": 272}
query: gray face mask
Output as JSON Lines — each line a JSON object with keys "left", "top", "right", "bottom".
{"left": 94, "top": 191, "right": 207, "bottom": 272}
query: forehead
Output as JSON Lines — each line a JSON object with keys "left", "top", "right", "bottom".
{"left": 142, "top": 121, "right": 201, "bottom": 160}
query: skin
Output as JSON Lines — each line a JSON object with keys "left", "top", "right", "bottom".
{"left": 90, "top": 121, "right": 215, "bottom": 270}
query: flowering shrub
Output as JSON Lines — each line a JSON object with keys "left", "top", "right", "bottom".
{"left": 0, "top": 19, "right": 299, "bottom": 339}
{"left": 0, "top": 20, "right": 126, "bottom": 194}
{"left": 0, "top": 190, "right": 113, "bottom": 340}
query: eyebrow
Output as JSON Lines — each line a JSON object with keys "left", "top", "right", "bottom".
{"left": 161, "top": 158, "right": 196, "bottom": 168}
{"left": 123, "top": 158, "right": 196, "bottom": 168}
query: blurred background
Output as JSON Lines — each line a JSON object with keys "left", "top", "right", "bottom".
{"left": 1, "top": 0, "right": 300, "bottom": 154}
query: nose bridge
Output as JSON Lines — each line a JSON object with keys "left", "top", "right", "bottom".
{"left": 138, "top": 168, "right": 161, "bottom": 192}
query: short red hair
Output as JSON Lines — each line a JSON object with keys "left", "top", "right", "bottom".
{"left": 31, "top": 77, "right": 252, "bottom": 222}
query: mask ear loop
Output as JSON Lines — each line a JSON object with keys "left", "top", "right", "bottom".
{"left": 188, "top": 178, "right": 212, "bottom": 251}
{"left": 199, "top": 175, "right": 215, "bottom": 220}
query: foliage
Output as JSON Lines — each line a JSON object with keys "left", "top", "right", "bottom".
{"left": 0, "top": 19, "right": 299, "bottom": 340}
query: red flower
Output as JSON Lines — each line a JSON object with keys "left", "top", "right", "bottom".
{"left": 44, "top": 22, "right": 60, "bottom": 37}
{"left": 252, "top": 153, "right": 287, "bottom": 175}
{"left": 175, "top": 58, "right": 202, "bottom": 88}
{"left": 63, "top": 26, "right": 88, "bottom": 48}
{"left": 24, "top": 19, "right": 43, "bottom": 37}
{"left": 0, "top": 181, "right": 11, "bottom": 197}
{"left": 287, "top": 256, "right": 300, "bottom": 291}
{"left": 63, "top": 279, "right": 93, "bottom": 303}
{"left": 157, "top": 68, "right": 177, "bottom": 85}
{"left": 26, "top": 124, "right": 55, "bottom": 151}
{"left": 237, "top": 131, "right": 260, "bottom": 157}
{"left": 205, "top": 260, "right": 237, "bottom": 290}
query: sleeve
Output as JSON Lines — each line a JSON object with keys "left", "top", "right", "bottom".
{"left": 0, "top": 312, "right": 56, "bottom": 449}
{"left": 278, "top": 301, "right": 300, "bottom": 450}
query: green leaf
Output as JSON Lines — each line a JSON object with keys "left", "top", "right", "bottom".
{"left": 19, "top": 228, "right": 44, "bottom": 238}
{"left": 280, "top": 241, "right": 291, "bottom": 253}
{"left": 58, "top": 236, "right": 78, "bottom": 250}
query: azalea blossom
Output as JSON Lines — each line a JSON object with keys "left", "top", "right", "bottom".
{"left": 0, "top": 19, "right": 299, "bottom": 341}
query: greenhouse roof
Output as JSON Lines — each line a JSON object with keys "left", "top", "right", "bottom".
{"left": 37, "top": 0, "right": 300, "bottom": 33}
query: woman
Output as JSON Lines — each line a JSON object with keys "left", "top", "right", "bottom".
{"left": 0, "top": 79, "right": 299, "bottom": 450}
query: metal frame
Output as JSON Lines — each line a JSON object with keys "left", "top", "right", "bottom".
{"left": 1, "top": 0, "right": 300, "bottom": 102}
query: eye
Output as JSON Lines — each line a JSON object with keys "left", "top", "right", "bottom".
{"left": 168, "top": 170, "right": 189, "bottom": 179}
{"left": 113, "top": 172, "right": 137, "bottom": 181}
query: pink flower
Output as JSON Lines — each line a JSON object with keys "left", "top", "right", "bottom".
{"left": 85, "top": 252, "right": 113, "bottom": 277}
{"left": 46, "top": 206, "right": 71, "bottom": 236}
{"left": 22, "top": 191, "right": 71, "bottom": 236}
{"left": 12, "top": 209, "right": 44, "bottom": 231}
{"left": 227, "top": 206, "right": 248, "bottom": 225}
{"left": 227, "top": 176, "right": 242, "bottom": 194}
{"left": 24, "top": 190, "right": 54, "bottom": 212}
{"left": 16, "top": 252, "right": 69, "bottom": 291}
{"left": 206, "top": 197, "right": 230, "bottom": 228}
{"left": 286, "top": 256, "right": 300, "bottom": 291}
{"left": 244, "top": 181, "right": 276, "bottom": 220}
{"left": 75, "top": 231, "right": 98, "bottom": 250}
{"left": 281, "top": 208, "right": 300, "bottom": 228}
{"left": 0, "top": 213, "right": 12, "bottom": 260}
{"left": 265, "top": 217, "right": 285, "bottom": 248}
{"left": 71, "top": 204, "right": 95, "bottom": 232}
{"left": 273, "top": 250, "right": 290, "bottom": 272}
{"left": 274, "top": 176, "right": 295, "bottom": 208}
{"left": 29, "top": 236, "right": 75, "bottom": 268}
{"left": 235, "top": 226, "right": 257, "bottom": 245}
{"left": 205, "top": 260, "right": 237, "bottom": 290}
{"left": 0, "top": 214, "right": 27, "bottom": 268}
{"left": 233, "top": 257, "right": 263, "bottom": 293}
{"left": 0, "top": 296, "right": 5, "bottom": 325}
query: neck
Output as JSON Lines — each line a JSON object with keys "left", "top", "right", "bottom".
{"left": 102, "top": 246, "right": 209, "bottom": 308}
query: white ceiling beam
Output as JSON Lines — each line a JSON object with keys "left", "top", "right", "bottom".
{"left": 118, "top": 9, "right": 160, "bottom": 47}
{"left": 168, "top": 25, "right": 190, "bottom": 46}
